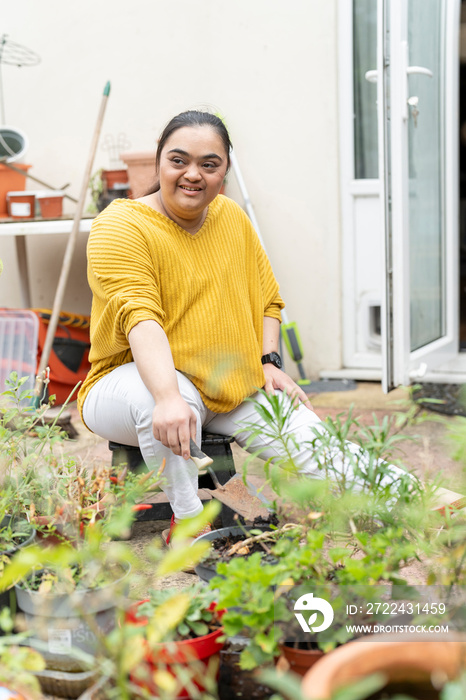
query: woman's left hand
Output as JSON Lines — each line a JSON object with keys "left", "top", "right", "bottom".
{"left": 262, "top": 364, "right": 314, "bottom": 410}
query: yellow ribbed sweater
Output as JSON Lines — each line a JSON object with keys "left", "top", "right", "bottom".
{"left": 77, "top": 195, "right": 284, "bottom": 419}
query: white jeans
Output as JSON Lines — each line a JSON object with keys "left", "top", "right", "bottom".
{"left": 83, "top": 363, "right": 407, "bottom": 519}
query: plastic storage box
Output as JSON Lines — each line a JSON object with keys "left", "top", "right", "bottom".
{"left": 0, "top": 309, "right": 39, "bottom": 400}
{"left": 6, "top": 190, "right": 36, "bottom": 219}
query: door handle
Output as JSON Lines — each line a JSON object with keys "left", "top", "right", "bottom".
{"left": 364, "top": 64, "right": 432, "bottom": 85}
{"left": 402, "top": 41, "right": 433, "bottom": 120}
{"left": 406, "top": 66, "right": 433, "bottom": 78}
{"left": 364, "top": 69, "right": 378, "bottom": 83}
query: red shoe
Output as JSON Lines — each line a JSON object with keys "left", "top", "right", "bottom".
{"left": 431, "top": 488, "right": 466, "bottom": 517}
{"left": 162, "top": 514, "right": 176, "bottom": 546}
{"left": 161, "top": 514, "right": 212, "bottom": 546}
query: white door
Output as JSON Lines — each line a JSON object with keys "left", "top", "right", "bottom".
{"left": 378, "top": 0, "right": 460, "bottom": 390}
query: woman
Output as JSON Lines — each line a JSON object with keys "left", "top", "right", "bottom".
{"left": 78, "top": 111, "right": 411, "bottom": 541}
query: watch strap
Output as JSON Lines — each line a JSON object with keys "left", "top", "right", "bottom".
{"left": 261, "top": 352, "right": 282, "bottom": 368}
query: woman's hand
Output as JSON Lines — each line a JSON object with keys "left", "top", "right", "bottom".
{"left": 262, "top": 363, "right": 314, "bottom": 411}
{"left": 152, "top": 394, "right": 197, "bottom": 460}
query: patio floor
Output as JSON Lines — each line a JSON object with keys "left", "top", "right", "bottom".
{"left": 37, "top": 381, "right": 465, "bottom": 699}
{"left": 60, "top": 380, "right": 465, "bottom": 592}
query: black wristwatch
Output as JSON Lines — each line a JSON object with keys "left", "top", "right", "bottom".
{"left": 261, "top": 352, "right": 283, "bottom": 369}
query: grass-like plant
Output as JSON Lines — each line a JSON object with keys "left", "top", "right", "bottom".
{"left": 206, "top": 389, "right": 459, "bottom": 669}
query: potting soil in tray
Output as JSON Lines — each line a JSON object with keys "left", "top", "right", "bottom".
{"left": 203, "top": 531, "right": 278, "bottom": 567}
{"left": 0, "top": 519, "right": 34, "bottom": 554}
{"left": 218, "top": 638, "right": 276, "bottom": 700}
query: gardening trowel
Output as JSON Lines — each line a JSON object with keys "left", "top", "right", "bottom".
{"left": 189, "top": 438, "right": 214, "bottom": 470}
{"left": 189, "top": 439, "right": 272, "bottom": 521}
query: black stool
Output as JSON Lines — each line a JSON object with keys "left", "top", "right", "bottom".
{"left": 108, "top": 432, "right": 236, "bottom": 521}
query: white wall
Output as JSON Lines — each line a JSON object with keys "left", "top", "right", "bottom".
{"left": 0, "top": 0, "right": 342, "bottom": 377}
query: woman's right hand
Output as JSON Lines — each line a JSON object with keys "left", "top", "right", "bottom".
{"left": 152, "top": 394, "right": 197, "bottom": 460}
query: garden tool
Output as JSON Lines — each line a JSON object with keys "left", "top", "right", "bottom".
{"left": 190, "top": 439, "right": 271, "bottom": 521}
{"left": 190, "top": 438, "right": 226, "bottom": 491}
{"left": 33, "top": 81, "right": 111, "bottom": 407}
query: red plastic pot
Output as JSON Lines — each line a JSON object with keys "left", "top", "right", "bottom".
{"left": 126, "top": 600, "right": 225, "bottom": 698}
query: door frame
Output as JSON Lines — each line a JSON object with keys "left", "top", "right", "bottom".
{"left": 338, "top": 0, "right": 383, "bottom": 372}
{"left": 334, "top": 0, "right": 464, "bottom": 386}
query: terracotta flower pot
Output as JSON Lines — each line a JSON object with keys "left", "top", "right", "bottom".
{"left": 120, "top": 151, "right": 156, "bottom": 198}
{"left": 0, "top": 163, "right": 31, "bottom": 217}
{"left": 102, "top": 169, "right": 128, "bottom": 190}
{"left": 301, "top": 633, "right": 466, "bottom": 700}
{"left": 279, "top": 643, "right": 324, "bottom": 677}
{"left": 126, "top": 600, "right": 225, "bottom": 699}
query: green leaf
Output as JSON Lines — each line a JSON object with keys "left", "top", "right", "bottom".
{"left": 331, "top": 674, "right": 387, "bottom": 700}
{"left": 21, "top": 647, "right": 46, "bottom": 672}
{"left": 221, "top": 612, "right": 246, "bottom": 636}
{"left": 239, "top": 646, "right": 265, "bottom": 670}
{"left": 177, "top": 621, "right": 190, "bottom": 637}
{"left": 255, "top": 631, "right": 277, "bottom": 654}
{"left": 146, "top": 594, "right": 190, "bottom": 645}
{"left": 156, "top": 541, "right": 210, "bottom": 576}
{"left": 189, "top": 620, "right": 209, "bottom": 637}
{"left": 257, "top": 668, "right": 306, "bottom": 700}
{"left": 170, "top": 500, "right": 220, "bottom": 541}
{"left": 329, "top": 547, "right": 350, "bottom": 564}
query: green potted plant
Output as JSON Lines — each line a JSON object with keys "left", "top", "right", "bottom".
{"left": 204, "top": 391, "right": 435, "bottom": 674}
{"left": 0, "top": 496, "right": 35, "bottom": 617}
{"left": 28, "top": 457, "right": 162, "bottom": 546}
{"left": 88, "top": 167, "right": 129, "bottom": 214}
{"left": 208, "top": 511, "right": 422, "bottom": 673}
{"left": 1, "top": 500, "right": 218, "bottom": 697}
{"left": 13, "top": 527, "right": 132, "bottom": 673}
{"left": 1, "top": 373, "right": 163, "bottom": 546}
{"left": 88, "top": 169, "right": 104, "bottom": 213}
{"left": 125, "top": 582, "right": 225, "bottom": 699}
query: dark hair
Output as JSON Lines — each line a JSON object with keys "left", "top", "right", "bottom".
{"left": 145, "top": 110, "right": 232, "bottom": 195}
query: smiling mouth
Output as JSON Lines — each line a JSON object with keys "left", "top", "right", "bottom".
{"left": 179, "top": 185, "right": 202, "bottom": 192}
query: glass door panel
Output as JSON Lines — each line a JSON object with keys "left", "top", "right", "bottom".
{"left": 353, "top": 0, "right": 378, "bottom": 178}
{"left": 408, "top": 0, "right": 444, "bottom": 350}
{"left": 380, "top": 0, "right": 458, "bottom": 390}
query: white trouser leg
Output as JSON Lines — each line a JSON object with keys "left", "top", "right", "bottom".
{"left": 82, "top": 363, "right": 207, "bottom": 520}
{"left": 206, "top": 390, "right": 408, "bottom": 490}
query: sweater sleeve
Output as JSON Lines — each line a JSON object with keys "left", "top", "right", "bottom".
{"left": 250, "top": 221, "right": 285, "bottom": 322}
{"left": 87, "top": 205, "right": 165, "bottom": 354}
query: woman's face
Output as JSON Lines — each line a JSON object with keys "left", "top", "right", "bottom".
{"left": 157, "top": 126, "right": 228, "bottom": 221}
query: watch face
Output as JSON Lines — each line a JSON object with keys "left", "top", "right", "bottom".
{"left": 270, "top": 352, "right": 282, "bottom": 369}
